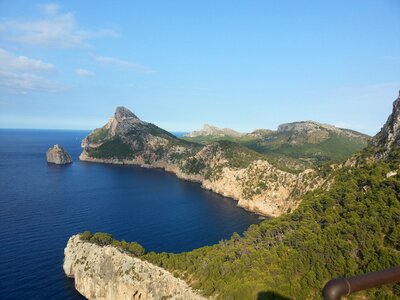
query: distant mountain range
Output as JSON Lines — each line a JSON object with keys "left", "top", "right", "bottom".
{"left": 184, "top": 121, "right": 370, "bottom": 167}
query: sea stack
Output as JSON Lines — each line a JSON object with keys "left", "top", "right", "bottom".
{"left": 46, "top": 144, "right": 72, "bottom": 165}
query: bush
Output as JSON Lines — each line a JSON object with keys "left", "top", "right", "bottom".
{"left": 80, "top": 231, "right": 93, "bottom": 241}
{"left": 79, "top": 232, "right": 145, "bottom": 256}
{"left": 89, "top": 232, "right": 113, "bottom": 246}
{"left": 128, "top": 242, "right": 145, "bottom": 256}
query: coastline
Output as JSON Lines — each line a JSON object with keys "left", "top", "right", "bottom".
{"left": 79, "top": 151, "right": 317, "bottom": 217}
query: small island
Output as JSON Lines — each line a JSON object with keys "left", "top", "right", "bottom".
{"left": 46, "top": 144, "right": 73, "bottom": 165}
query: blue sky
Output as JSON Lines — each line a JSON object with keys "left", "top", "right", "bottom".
{"left": 0, "top": 1, "right": 399, "bottom": 135}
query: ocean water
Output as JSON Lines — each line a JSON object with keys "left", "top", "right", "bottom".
{"left": 0, "top": 129, "right": 261, "bottom": 300}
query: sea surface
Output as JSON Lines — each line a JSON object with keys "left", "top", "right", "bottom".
{"left": 0, "top": 129, "right": 261, "bottom": 300}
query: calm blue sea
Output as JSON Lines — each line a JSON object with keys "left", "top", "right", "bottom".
{"left": 0, "top": 129, "right": 260, "bottom": 300}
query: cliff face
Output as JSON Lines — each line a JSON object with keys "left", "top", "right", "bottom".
{"left": 373, "top": 91, "right": 400, "bottom": 158}
{"left": 46, "top": 144, "right": 72, "bottom": 164}
{"left": 80, "top": 107, "right": 324, "bottom": 217}
{"left": 64, "top": 235, "right": 206, "bottom": 300}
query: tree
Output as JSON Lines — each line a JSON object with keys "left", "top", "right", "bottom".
{"left": 90, "top": 232, "right": 113, "bottom": 246}
{"left": 128, "top": 242, "right": 145, "bottom": 256}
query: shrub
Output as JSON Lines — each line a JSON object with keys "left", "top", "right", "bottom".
{"left": 89, "top": 232, "right": 113, "bottom": 246}
{"left": 128, "top": 242, "right": 145, "bottom": 256}
{"left": 80, "top": 231, "right": 93, "bottom": 241}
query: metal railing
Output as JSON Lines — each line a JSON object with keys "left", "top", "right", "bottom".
{"left": 322, "top": 266, "right": 400, "bottom": 300}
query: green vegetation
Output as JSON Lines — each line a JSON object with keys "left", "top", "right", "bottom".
{"left": 185, "top": 131, "right": 369, "bottom": 168}
{"left": 181, "top": 157, "right": 206, "bottom": 175}
{"left": 246, "top": 132, "right": 368, "bottom": 165}
{"left": 217, "top": 141, "right": 267, "bottom": 169}
{"left": 142, "top": 150, "right": 400, "bottom": 299}
{"left": 89, "top": 138, "right": 135, "bottom": 159}
{"left": 90, "top": 127, "right": 109, "bottom": 143}
{"left": 80, "top": 231, "right": 145, "bottom": 257}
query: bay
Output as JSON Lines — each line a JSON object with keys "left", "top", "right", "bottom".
{"left": 0, "top": 129, "right": 260, "bottom": 300}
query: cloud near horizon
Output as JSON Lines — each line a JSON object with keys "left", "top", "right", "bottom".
{"left": 0, "top": 2, "right": 120, "bottom": 49}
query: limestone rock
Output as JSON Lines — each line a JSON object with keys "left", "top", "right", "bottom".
{"left": 277, "top": 120, "right": 367, "bottom": 144}
{"left": 185, "top": 124, "right": 243, "bottom": 138}
{"left": 46, "top": 144, "right": 72, "bottom": 164}
{"left": 372, "top": 90, "right": 400, "bottom": 157}
{"left": 64, "top": 235, "right": 206, "bottom": 300}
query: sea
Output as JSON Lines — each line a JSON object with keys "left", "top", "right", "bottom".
{"left": 0, "top": 129, "right": 261, "bottom": 300}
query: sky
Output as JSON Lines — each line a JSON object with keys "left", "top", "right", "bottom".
{"left": 0, "top": 1, "right": 399, "bottom": 135}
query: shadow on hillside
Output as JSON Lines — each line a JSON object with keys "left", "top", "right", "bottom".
{"left": 257, "top": 291, "right": 292, "bottom": 300}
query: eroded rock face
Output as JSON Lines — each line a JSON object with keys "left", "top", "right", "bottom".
{"left": 373, "top": 90, "right": 400, "bottom": 157}
{"left": 63, "top": 235, "right": 206, "bottom": 300}
{"left": 46, "top": 144, "right": 72, "bottom": 164}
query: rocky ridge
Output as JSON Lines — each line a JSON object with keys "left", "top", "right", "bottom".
{"left": 80, "top": 107, "right": 324, "bottom": 217}
{"left": 64, "top": 235, "right": 206, "bottom": 300}
{"left": 46, "top": 144, "right": 72, "bottom": 164}
{"left": 185, "top": 124, "right": 244, "bottom": 138}
{"left": 277, "top": 120, "right": 367, "bottom": 144}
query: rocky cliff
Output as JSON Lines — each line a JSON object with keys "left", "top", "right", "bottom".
{"left": 46, "top": 144, "right": 72, "bottom": 164}
{"left": 80, "top": 107, "right": 323, "bottom": 217}
{"left": 373, "top": 90, "right": 400, "bottom": 158}
{"left": 64, "top": 235, "right": 206, "bottom": 300}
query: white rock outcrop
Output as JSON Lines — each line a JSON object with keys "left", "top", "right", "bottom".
{"left": 64, "top": 235, "right": 206, "bottom": 300}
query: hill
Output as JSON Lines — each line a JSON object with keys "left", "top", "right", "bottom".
{"left": 184, "top": 120, "right": 370, "bottom": 166}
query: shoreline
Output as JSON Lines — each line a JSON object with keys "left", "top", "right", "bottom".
{"left": 79, "top": 154, "right": 271, "bottom": 218}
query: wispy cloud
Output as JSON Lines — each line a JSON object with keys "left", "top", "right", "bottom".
{"left": 0, "top": 48, "right": 62, "bottom": 93}
{"left": 95, "top": 55, "right": 156, "bottom": 74}
{"left": 75, "top": 68, "right": 95, "bottom": 77}
{"left": 38, "top": 3, "right": 61, "bottom": 15}
{"left": 0, "top": 3, "right": 120, "bottom": 49}
{"left": 0, "top": 48, "right": 55, "bottom": 72}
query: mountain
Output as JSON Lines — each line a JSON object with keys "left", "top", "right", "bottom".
{"left": 80, "top": 106, "right": 186, "bottom": 161}
{"left": 80, "top": 107, "right": 324, "bottom": 217}
{"left": 185, "top": 124, "right": 244, "bottom": 138}
{"left": 185, "top": 120, "right": 370, "bottom": 166}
